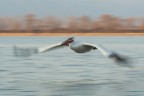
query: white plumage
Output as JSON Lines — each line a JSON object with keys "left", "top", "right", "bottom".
{"left": 13, "top": 37, "right": 131, "bottom": 67}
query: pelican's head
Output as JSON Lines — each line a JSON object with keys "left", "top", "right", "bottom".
{"left": 61, "top": 37, "right": 75, "bottom": 46}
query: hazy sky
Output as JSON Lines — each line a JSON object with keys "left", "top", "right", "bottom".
{"left": 0, "top": 0, "right": 144, "bottom": 18}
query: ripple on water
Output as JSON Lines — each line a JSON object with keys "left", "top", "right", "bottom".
{"left": 0, "top": 36, "right": 144, "bottom": 96}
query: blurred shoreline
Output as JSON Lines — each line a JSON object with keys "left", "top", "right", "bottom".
{"left": 0, "top": 32, "right": 144, "bottom": 36}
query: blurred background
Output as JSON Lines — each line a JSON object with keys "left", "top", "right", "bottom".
{"left": 0, "top": 0, "right": 144, "bottom": 33}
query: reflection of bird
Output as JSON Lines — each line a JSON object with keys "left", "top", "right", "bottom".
{"left": 13, "top": 37, "right": 131, "bottom": 67}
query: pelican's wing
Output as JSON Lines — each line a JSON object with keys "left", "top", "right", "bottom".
{"left": 38, "top": 43, "right": 64, "bottom": 53}
{"left": 13, "top": 43, "right": 65, "bottom": 57}
{"left": 83, "top": 43, "right": 131, "bottom": 67}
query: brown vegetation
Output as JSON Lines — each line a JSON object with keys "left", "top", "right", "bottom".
{"left": 0, "top": 14, "right": 144, "bottom": 33}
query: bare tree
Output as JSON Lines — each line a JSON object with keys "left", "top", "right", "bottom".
{"left": 45, "top": 16, "right": 62, "bottom": 31}
{"left": 11, "top": 17, "right": 21, "bottom": 31}
{"left": 0, "top": 17, "right": 6, "bottom": 30}
{"left": 25, "top": 14, "right": 36, "bottom": 32}
{"left": 67, "top": 16, "right": 80, "bottom": 32}
{"left": 79, "top": 16, "right": 92, "bottom": 31}
{"left": 99, "top": 14, "right": 122, "bottom": 31}
{"left": 122, "top": 18, "right": 137, "bottom": 28}
{"left": 91, "top": 20, "right": 104, "bottom": 31}
{"left": 33, "top": 19, "right": 45, "bottom": 31}
{"left": 137, "top": 17, "right": 144, "bottom": 30}
{"left": 0, "top": 17, "right": 13, "bottom": 31}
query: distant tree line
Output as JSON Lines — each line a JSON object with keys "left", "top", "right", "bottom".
{"left": 0, "top": 14, "right": 144, "bottom": 33}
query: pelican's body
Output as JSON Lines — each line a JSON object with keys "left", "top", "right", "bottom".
{"left": 13, "top": 37, "right": 131, "bottom": 67}
{"left": 70, "top": 41, "right": 94, "bottom": 53}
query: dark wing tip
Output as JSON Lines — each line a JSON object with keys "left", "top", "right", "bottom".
{"left": 109, "top": 52, "right": 133, "bottom": 68}
{"left": 13, "top": 45, "right": 38, "bottom": 58}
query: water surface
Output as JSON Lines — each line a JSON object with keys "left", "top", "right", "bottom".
{"left": 0, "top": 36, "right": 144, "bottom": 96}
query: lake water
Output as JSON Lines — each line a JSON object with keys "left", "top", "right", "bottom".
{"left": 0, "top": 36, "right": 144, "bottom": 96}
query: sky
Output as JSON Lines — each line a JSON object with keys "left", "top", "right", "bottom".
{"left": 0, "top": 0, "right": 144, "bottom": 18}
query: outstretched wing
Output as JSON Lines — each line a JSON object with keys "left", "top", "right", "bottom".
{"left": 83, "top": 43, "right": 131, "bottom": 67}
{"left": 13, "top": 43, "right": 65, "bottom": 57}
{"left": 38, "top": 43, "right": 64, "bottom": 53}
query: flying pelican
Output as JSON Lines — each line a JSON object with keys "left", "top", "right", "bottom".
{"left": 13, "top": 37, "right": 131, "bottom": 67}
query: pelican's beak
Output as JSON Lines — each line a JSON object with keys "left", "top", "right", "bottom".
{"left": 61, "top": 37, "right": 74, "bottom": 46}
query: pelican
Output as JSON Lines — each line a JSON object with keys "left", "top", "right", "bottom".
{"left": 13, "top": 37, "right": 131, "bottom": 67}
